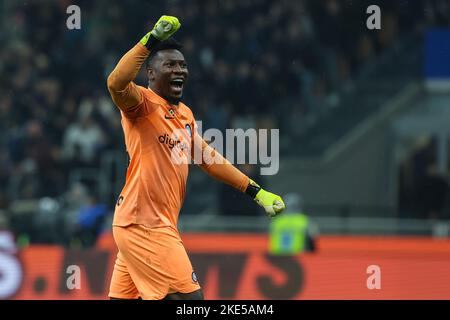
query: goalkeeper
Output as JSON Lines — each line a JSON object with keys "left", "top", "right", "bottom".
{"left": 106, "top": 15, "right": 285, "bottom": 300}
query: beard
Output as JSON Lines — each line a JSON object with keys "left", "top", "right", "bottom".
{"left": 167, "top": 95, "right": 181, "bottom": 105}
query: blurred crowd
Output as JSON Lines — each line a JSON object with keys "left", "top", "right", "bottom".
{"left": 0, "top": 0, "right": 449, "bottom": 245}
{"left": 398, "top": 137, "right": 450, "bottom": 221}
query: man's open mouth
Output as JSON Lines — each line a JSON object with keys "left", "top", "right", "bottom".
{"left": 170, "top": 78, "right": 184, "bottom": 93}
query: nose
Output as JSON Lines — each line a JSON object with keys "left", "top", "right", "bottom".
{"left": 173, "top": 63, "right": 187, "bottom": 75}
{"left": 174, "top": 67, "right": 183, "bottom": 74}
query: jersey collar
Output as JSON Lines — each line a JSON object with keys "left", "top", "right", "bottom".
{"left": 147, "top": 86, "right": 181, "bottom": 110}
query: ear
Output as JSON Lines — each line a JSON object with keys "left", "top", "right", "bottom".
{"left": 147, "top": 68, "right": 155, "bottom": 82}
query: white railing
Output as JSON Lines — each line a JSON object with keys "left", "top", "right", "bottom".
{"left": 178, "top": 214, "right": 450, "bottom": 237}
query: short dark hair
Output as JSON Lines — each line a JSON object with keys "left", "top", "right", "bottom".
{"left": 146, "top": 38, "right": 183, "bottom": 69}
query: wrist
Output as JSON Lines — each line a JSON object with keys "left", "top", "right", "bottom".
{"left": 245, "top": 179, "right": 261, "bottom": 199}
{"left": 140, "top": 32, "right": 160, "bottom": 50}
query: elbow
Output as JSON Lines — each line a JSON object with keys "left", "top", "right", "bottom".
{"left": 106, "top": 71, "right": 126, "bottom": 92}
{"left": 107, "top": 72, "right": 121, "bottom": 92}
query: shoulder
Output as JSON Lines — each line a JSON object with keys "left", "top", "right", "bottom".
{"left": 136, "top": 85, "right": 164, "bottom": 106}
{"left": 120, "top": 85, "right": 162, "bottom": 119}
{"left": 179, "top": 102, "right": 195, "bottom": 120}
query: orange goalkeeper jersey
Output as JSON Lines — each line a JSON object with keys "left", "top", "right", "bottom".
{"left": 114, "top": 86, "right": 196, "bottom": 227}
{"left": 108, "top": 43, "right": 249, "bottom": 229}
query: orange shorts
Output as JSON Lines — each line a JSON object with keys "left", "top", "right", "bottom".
{"left": 108, "top": 224, "right": 200, "bottom": 300}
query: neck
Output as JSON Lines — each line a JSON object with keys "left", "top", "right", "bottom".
{"left": 148, "top": 84, "right": 180, "bottom": 106}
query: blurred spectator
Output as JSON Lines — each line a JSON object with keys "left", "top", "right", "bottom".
{"left": 415, "top": 164, "right": 448, "bottom": 220}
{"left": 61, "top": 182, "right": 110, "bottom": 247}
{"left": 269, "top": 193, "right": 318, "bottom": 254}
{"left": 70, "top": 194, "right": 109, "bottom": 248}
{"left": 0, "top": 0, "right": 440, "bottom": 243}
{"left": 219, "top": 164, "right": 266, "bottom": 216}
{"left": 62, "top": 113, "right": 106, "bottom": 167}
{"left": 32, "top": 197, "right": 64, "bottom": 243}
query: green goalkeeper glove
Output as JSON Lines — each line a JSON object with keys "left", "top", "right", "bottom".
{"left": 140, "top": 15, "right": 181, "bottom": 49}
{"left": 246, "top": 179, "right": 286, "bottom": 218}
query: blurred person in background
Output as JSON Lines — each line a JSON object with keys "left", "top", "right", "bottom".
{"left": 32, "top": 196, "right": 63, "bottom": 244}
{"left": 415, "top": 163, "right": 449, "bottom": 220}
{"left": 62, "top": 182, "right": 89, "bottom": 244}
{"left": 62, "top": 112, "right": 106, "bottom": 168}
{"left": 269, "top": 193, "right": 318, "bottom": 254}
{"left": 70, "top": 193, "right": 109, "bottom": 248}
{"left": 219, "top": 164, "right": 266, "bottom": 216}
{"left": 0, "top": 0, "right": 441, "bottom": 248}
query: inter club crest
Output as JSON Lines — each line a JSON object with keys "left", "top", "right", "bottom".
{"left": 185, "top": 124, "right": 192, "bottom": 137}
